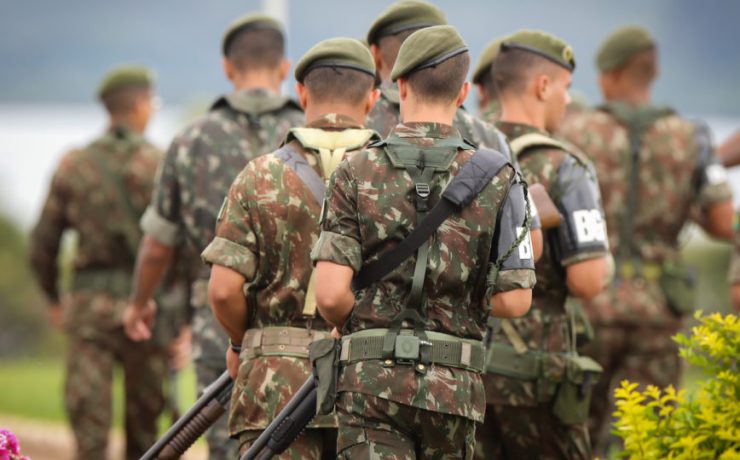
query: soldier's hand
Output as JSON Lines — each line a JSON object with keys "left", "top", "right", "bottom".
{"left": 123, "top": 299, "right": 157, "bottom": 341}
{"left": 168, "top": 326, "right": 192, "bottom": 371}
{"left": 226, "top": 347, "right": 240, "bottom": 380}
{"left": 48, "top": 303, "right": 63, "bottom": 330}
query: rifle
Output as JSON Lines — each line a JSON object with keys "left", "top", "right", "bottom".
{"left": 240, "top": 376, "right": 318, "bottom": 460}
{"left": 141, "top": 371, "right": 233, "bottom": 460}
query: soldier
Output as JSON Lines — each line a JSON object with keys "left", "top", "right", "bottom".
{"left": 313, "top": 25, "right": 536, "bottom": 458}
{"left": 732, "top": 215, "right": 740, "bottom": 311}
{"left": 201, "top": 37, "right": 381, "bottom": 458}
{"left": 121, "top": 13, "right": 303, "bottom": 459}
{"left": 472, "top": 38, "right": 504, "bottom": 123}
{"left": 558, "top": 25, "right": 734, "bottom": 455}
{"left": 30, "top": 66, "right": 167, "bottom": 460}
{"left": 477, "top": 31, "right": 611, "bottom": 460}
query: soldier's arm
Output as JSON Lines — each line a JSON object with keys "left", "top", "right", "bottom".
{"left": 718, "top": 130, "right": 740, "bottom": 168}
{"left": 208, "top": 264, "right": 248, "bottom": 345}
{"left": 488, "top": 172, "right": 536, "bottom": 317}
{"left": 314, "top": 261, "right": 355, "bottom": 329}
{"left": 555, "top": 156, "right": 609, "bottom": 300}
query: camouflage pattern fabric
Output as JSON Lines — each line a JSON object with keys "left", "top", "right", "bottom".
{"left": 335, "top": 392, "right": 477, "bottom": 459}
{"left": 558, "top": 107, "right": 733, "bottom": 455}
{"left": 474, "top": 403, "right": 590, "bottom": 460}
{"left": 201, "top": 114, "right": 369, "bottom": 437}
{"left": 729, "top": 213, "right": 740, "bottom": 284}
{"left": 479, "top": 101, "right": 501, "bottom": 125}
{"left": 313, "top": 121, "right": 535, "bottom": 424}
{"left": 366, "top": 84, "right": 509, "bottom": 154}
{"left": 65, "top": 329, "right": 166, "bottom": 460}
{"left": 141, "top": 89, "right": 302, "bottom": 459}
{"left": 29, "top": 125, "right": 166, "bottom": 459}
{"left": 477, "top": 122, "right": 608, "bottom": 459}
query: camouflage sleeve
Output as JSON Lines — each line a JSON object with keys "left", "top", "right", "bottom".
{"left": 729, "top": 214, "right": 740, "bottom": 284}
{"left": 692, "top": 122, "right": 733, "bottom": 207}
{"left": 311, "top": 160, "right": 362, "bottom": 273}
{"left": 554, "top": 155, "right": 609, "bottom": 266}
{"left": 200, "top": 165, "right": 258, "bottom": 281}
{"left": 29, "top": 164, "right": 69, "bottom": 302}
{"left": 142, "top": 137, "right": 183, "bottom": 246}
{"left": 490, "top": 176, "right": 537, "bottom": 293}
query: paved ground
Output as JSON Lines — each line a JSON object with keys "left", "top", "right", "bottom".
{"left": 0, "top": 415, "right": 207, "bottom": 460}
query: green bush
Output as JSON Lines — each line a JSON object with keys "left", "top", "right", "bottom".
{"left": 613, "top": 312, "right": 740, "bottom": 459}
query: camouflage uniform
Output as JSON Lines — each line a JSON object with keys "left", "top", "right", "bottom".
{"left": 476, "top": 122, "right": 609, "bottom": 460}
{"left": 313, "top": 122, "right": 536, "bottom": 458}
{"left": 559, "top": 106, "right": 733, "bottom": 454}
{"left": 30, "top": 125, "right": 167, "bottom": 460}
{"left": 730, "top": 214, "right": 740, "bottom": 285}
{"left": 141, "top": 88, "right": 303, "bottom": 458}
{"left": 479, "top": 101, "right": 501, "bottom": 125}
{"left": 201, "top": 113, "right": 376, "bottom": 458}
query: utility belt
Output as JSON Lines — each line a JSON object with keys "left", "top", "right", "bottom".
{"left": 616, "top": 260, "right": 696, "bottom": 316}
{"left": 241, "top": 326, "right": 330, "bottom": 359}
{"left": 72, "top": 269, "right": 132, "bottom": 297}
{"left": 339, "top": 328, "right": 486, "bottom": 374}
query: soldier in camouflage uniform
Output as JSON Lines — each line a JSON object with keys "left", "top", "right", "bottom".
{"left": 202, "top": 38, "right": 381, "bottom": 459}
{"left": 313, "top": 26, "right": 536, "bottom": 459}
{"left": 122, "top": 14, "right": 303, "bottom": 459}
{"left": 30, "top": 66, "right": 167, "bottom": 460}
{"left": 364, "top": 0, "right": 511, "bottom": 153}
{"left": 472, "top": 38, "right": 504, "bottom": 124}
{"left": 477, "top": 31, "right": 611, "bottom": 460}
{"left": 558, "top": 25, "right": 734, "bottom": 456}
{"left": 731, "top": 214, "right": 740, "bottom": 311}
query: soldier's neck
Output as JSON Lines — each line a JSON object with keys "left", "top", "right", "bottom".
{"left": 231, "top": 70, "right": 282, "bottom": 94}
{"left": 304, "top": 104, "right": 364, "bottom": 126}
{"left": 604, "top": 91, "right": 651, "bottom": 108}
{"left": 499, "top": 103, "right": 546, "bottom": 132}
{"left": 108, "top": 117, "right": 145, "bottom": 134}
{"left": 400, "top": 102, "right": 456, "bottom": 126}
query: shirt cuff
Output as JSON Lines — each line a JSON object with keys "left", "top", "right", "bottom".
{"left": 491, "top": 268, "right": 536, "bottom": 294}
{"left": 140, "top": 206, "right": 180, "bottom": 246}
{"left": 697, "top": 182, "right": 732, "bottom": 208}
{"left": 201, "top": 236, "right": 257, "bottom": 281}
{"left": 310, "top": 231, "right": 362, "bottom": 273}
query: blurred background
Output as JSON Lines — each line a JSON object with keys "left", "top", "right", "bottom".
{"left": 0, "top": 0, "right": 738, "bottom": 458}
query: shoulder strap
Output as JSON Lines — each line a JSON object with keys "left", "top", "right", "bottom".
{"left": 352, "top": 148, "right": 511, "bottom": 290}
{"left": 274, "top": 144, "right": 326, "bottom": 204}
{"left": 509, "top": 132, "right": 569, "bottom": 157}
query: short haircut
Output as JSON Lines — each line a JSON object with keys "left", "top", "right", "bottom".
{"left": 492, "top": 48, "right": 560, "bottom": 95}
{"left": 377, "top": 27, "right": 425, "bottom": 68}
{"left": 226, "top": 27, "right": 284, "bottom": 72}
{"left": 303, "top": 67, "right": 376, "bottom": 106}
{"left": 406, "top": 52, "right": 470, "bottom": 104}
{"left": 101, "top": 85, "right": 150, "bottom": 115}
{"left": 615, "top": 47, "right": 657, "bottom": 88}
{"left": 478, "top": 65, "right": 498, "bottom": 101}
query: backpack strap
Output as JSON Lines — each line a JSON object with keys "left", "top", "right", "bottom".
{"left": 274, "top": 144, "right": 327, "bottom": 204}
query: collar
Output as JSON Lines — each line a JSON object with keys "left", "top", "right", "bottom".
{"left": 391, "top": 121, "right": 461, "bottom": 140}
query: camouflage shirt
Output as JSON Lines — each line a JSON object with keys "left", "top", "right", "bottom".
{"left": 730, "top": 213, "right": 740, "bottom": 284}
{"left": 202, "top": 113, "right": 372, "bottom": 434}
{"left": 479, "top": 101, "right": 501, "bottom": 125}
{"left": 140, "top": 88, "right": 303, "bottom": 362}
{"left": 559, "top": 106, "right": 732, "bottom": 325}
{"left": 485, "top": 122, "right": 609, "bottom": 407}
{"left": 30, "top": 125, "right": 161, "bottom": 328}
{"left": 313, "top": 122, "right": 536, "bottom": 422}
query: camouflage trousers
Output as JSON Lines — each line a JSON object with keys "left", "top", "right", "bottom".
{"left": 580, "top": 322, "right": 683, "bottom": 457}
{"left": 474, "top": 403, "right": 591, "bottom": 460}
{"left": 64, "top": 328, "right": 166, "bottom": 460}
{"left": 238, "top": 428, "right": 337, "bottom": 459}
{"left": 336, "top": 392, "right": 477, "bottom": 459}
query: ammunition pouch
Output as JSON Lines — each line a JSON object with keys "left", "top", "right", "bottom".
{"left": 339, "top": 329, "right": 486, "bottom": 373}
{"left": 308, "top": 338, "right": 341, "bottom": 415}
{"left": 659, "top": 261, "right": 696, "bottom": 316}
{"left": 552, "top": 355, "right": 603, "bottom": 425}
{"left": 241, "top": 327, "right": 330, "bottom": 359}
{"left": 72, "top": 269, "right": 132, "bottom": 298}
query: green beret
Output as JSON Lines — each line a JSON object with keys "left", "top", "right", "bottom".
{"left": 390, "top": 25, "right": 468, "bottom": 82}
{"left": 501, "top": 29, "right": 576, "bottom": 71}
{"left": 366, "top": 0, "right": 447, "bottom": 45}
{"left": 596, "top": 25, "right": 655, "bottom": 72}
{"left": 96, "top": 66, "right": 154, "bottom": 99}
{"left": 222, "top": 13, "right": 284, "bottom": 56}
{"left": 472, "top": 38, "right": 505, "bottom": 84}
{"left": 295, "top": 38, "right": 376, "bottom": 83}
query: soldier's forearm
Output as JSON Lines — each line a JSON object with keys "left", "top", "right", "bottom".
{"left": 208, "top": 264, "right": 249, "bottom": 344}
{"left": 131, "top": 235, "right": 175, "bottom": 307}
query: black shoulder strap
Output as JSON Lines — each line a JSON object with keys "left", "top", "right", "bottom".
{"left": 274, "top": 144, "right": 326, "bottom": 204}
{"left": 352, "top": 148, "right": 511, "bottom": 290}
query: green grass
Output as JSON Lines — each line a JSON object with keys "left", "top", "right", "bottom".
{"left": 0, "top": 358, "right": 198, "bottom": 431}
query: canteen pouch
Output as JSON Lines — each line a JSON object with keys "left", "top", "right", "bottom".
{"left": 309, "top": 338, "right": 341, "bottom": 415}
{"left": 552, "top": 355, "right": 603, "bottom": 425}
{"left": 659, "top": 261, "right": 696, "bottom": 316}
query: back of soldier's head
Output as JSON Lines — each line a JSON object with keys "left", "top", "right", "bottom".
{"left": 97, "top": 66, "right": 154, "bottom": 117}
{"left": 295, "top": 38, "right": 377, "bottom": 106}
{"left": 222, "top": 14, "right": 285, "bottom": 73}
{"left": 597, "top": 25, "right": 657, "bottom": 89}
{"left": 473, "top": 38, "right": 505, "bottom": 102}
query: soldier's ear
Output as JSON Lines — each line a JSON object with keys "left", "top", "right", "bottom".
{"left": 279, "top": 58, "right": 291, "bottom": 83}
{"left": 456, "top": 81, "right": 471, "bottom": 108}
{"left": 535, "top": 73, "right": 551, "bottom": 102}
{"left": 364, "top": 88, "right": 381, "bottom": 115}
{"left": 398, "top": 78, "right": 409, "bottom": 102}
{"left": 222, "top": 58, "right": 235, "bottom": 83}
{"left": 296, "top": 83, "right": 309, "bottom": 110}
{"left": 370, "top": 44, "right": 384, "bottom": 75}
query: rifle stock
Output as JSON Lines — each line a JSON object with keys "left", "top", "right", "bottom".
{"left": 141, "top": 370, "right": 233, "bottom": 460}
{"left": 529, "top": 183, "right": 562, "bottom": 229}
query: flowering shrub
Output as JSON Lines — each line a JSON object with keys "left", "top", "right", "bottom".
{"left": 0, "top": 429, "right": 30, "bottom": 460}
{"left": 613, "top": 312, "right": 740, "bottom": 459}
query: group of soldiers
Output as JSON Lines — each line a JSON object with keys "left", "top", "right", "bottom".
{"left": 29, "top": 1, "right": 738, "bottom": 459}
